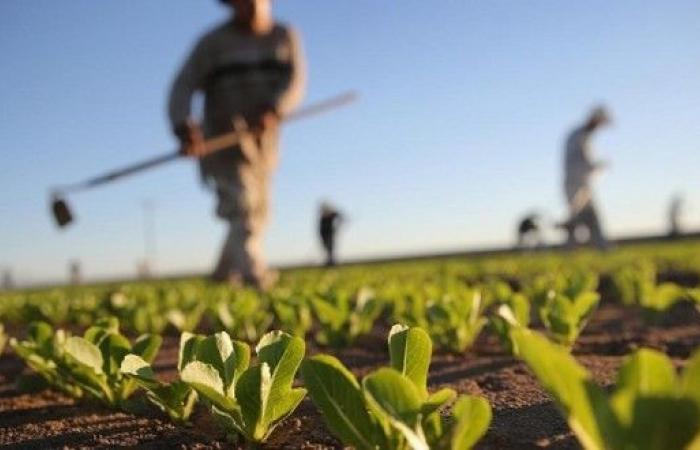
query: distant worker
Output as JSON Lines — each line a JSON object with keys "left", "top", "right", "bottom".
{"left": 69, "top": 260, "right": 82, "bottom": 285}
{"left": 669, "top": 194, "right": 684, "bottom": 238}
{"left": 516, "top": 213, "right": 542, "bottom": 249}
{"left": 2, "top": 269, "right": 13, "bottom": 291}
{"left": 168, "top": 0, "right": 305, "bottom": 289}
{"left": 560, "top": 106, "right": 611, "bottom": 249}
{"left": 319, "top": 202, "right": 344, "bottom": 266}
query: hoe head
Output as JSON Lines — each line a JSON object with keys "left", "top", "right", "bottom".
{"left": 51, "top": 194, "right": 73, "bottom": 228}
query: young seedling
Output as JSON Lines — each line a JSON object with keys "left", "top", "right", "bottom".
{"left": 62, "top": 317, "right": 162, "bottom": 407}
{"left": 214, "top": 290, "right": 274, "bottom": 342}
{"left": 511, "top": 327, "right": 700, "bottom": 450}
{"left": 301, "top": 324, "right": 492, "bottom": 450}
{"left": 311, "top": 287, "right": 383, "bottom": 347}
{"left": 610, "top": 264, "right": 685, "bottom": 321}
{"left": 537, "top": 290, "right": 600, "bottom": 348}
{"left": 119, "top": 332, "right": 202, "bottom": 423}
{"left": 180, "top": 330, "right": 306, "bottom": 445}
{"left": 271, "top": 294, "right": 313, "bottom": 338}
{"left": 10, "top": 321, "right": 82, "bottom": 398}
{"left": 425, "top": 289, "right": 488, "bottom": 353}
{"left": 491, "top": 293, "right": 530, "bottom": 355}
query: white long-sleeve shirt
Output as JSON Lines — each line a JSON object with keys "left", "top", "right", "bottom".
{"left": 564, "top": 126, "right": 601, "bottom": 213}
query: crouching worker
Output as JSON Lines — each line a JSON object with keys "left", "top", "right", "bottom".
{"left": 168, "top": 0, "right": 306, "bottom": 289}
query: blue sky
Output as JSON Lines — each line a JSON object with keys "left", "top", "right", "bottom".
{"left": 1, "top": 1, "right": 699, "bottom": 284}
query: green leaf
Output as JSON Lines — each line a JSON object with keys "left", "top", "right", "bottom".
{"left": 511, "top": 328, "right": 616, "bottom": 450}
{"left": 421, "top": 388, "right": 456, "bottom": 417}
{"left": 28, "top": 321, "right": 54, "bottom": 348}
{"left": 178, "top": 332, "right": 203, "bottom": 371}
{"left": 388, "top": 325, "right": 432, "bottom": 396}
{"left": 120, "top": 354, "right": 159, "bottom": 389}
{"left": 681, "top": 348, "right": 700, "bottom": 405}
{"left": 65, "top": 337, "right": 104, "bottom": 375}
{"left": 450, "top": 395, "right": 492, "bottom": 450}
{"left": 181, "top": 361, "right": 236, "bottom": 411}
{"left": 196, "top": 332, "right": 237, "bottom": 390}
{"left": 363, "top": 368, "right": 423, "bottom": 426}
{"left": 623, "top": 397, "right": 700, "bottom": 450}
{"left": 132, "top": 334, "right": 162, "bottom": 364}
{"left": 611, "top": 348, "right": 678, "bottom": 425}
{"left": 301, "top": 355, "right": 380, "bottom": 450}
{"left": 97, "top": 332, "right": 131, "bottom": 377}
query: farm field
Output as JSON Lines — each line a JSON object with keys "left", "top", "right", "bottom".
{"left": 1, "top": 240, "right": 700, "bottom": 449}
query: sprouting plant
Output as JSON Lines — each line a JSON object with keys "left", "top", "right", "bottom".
{"left": 301, "top": 324, "right": 492, "bottom": 450}
{"left": 271, "top": 294, "right": 313, "bottom": 338}
{"left": 610, "top": 264, "right": 685, "bottom": 320}
{"left": 10, "top": 321, "right": 82, "bottom": 397}
{"left": 537, "top": 289, "right": 599, "bottom": 348}
{"left": 490, "top": 292, "right": 530, "bottom": 354}
{"left": 214, "top": 289, "right": 274, "bottom": 342}
{"left": 61, "top": 317, "right": 162, "bottom": 407}
{"left": 511, "top": 327, "right": 700, "bottom": 450}
{"left": 180, "top": 330, "right": 306, "bottom": 445}
{"left": 311, "top": 287, "right": 383, "bottom": 347}
{"left": 120, "top": 332, "right": 200, "bottom": 423}
{"left": 425, "top": 289, "right": 488, "bottom": 352}
{"left": 528, "top": 271, "right": 598, "bottom": 310}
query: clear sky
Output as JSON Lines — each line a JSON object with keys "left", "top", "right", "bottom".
{"left": 1, "top": 1, "right": 699, "bottom": 285}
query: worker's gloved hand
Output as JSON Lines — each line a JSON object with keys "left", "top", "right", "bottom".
{"left": 175, "top": 119, "right": 206, "bottom": 158}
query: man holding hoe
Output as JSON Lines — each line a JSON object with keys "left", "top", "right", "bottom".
{"left": 169, "top": 0, "right": 305, "bottom": 289}
{"left": 561, "top": 106, "right": 611, "bottom": 249}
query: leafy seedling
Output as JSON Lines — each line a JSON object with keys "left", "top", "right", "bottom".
{"left": 302, "top": 324, "right": 492, "bottom": 450}
{"left": 180, "top": 330, "right": 306, "bottom": 445}
{"left": 511, "top": 327, "right": 700, "bottom": 450}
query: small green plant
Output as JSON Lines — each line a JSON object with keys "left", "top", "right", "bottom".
{"left": 120, "top": 332, "right": 201, "bottom": 423}
{"left": 271, "top": 294, "right": 313, "bottom": 338}
{"left": 10, "top": 321, "right": 82, "bottom": 397}
{"left": 511, "top": 327, "right": 700, "bottom": 450}
{"left": 537, "top": 290, "right": 599, "bottom": 348}
{"left": 311, "top": 287, "right": 383, "bottom": 347}
{"left": 529, "top": 271, "right": 598, "bottom": 310}
{"left": 610, "top": 264, "right": 685, "bottom": 320}
{"left": 62, "top": 317, "right": 162, "bottom": 407}
{"left": 301, "top": 324, "right": 492, "bottom": 450}
{"left": 490, "top": 292, "right": 530, "bottom": 354}
{"left": 180, "top": 330, "right": 306, "bottom": 445}
{"left": 214, "top": 290, "right": 274, "bottom": 342}
{"left": 425, "top": 289, "right": 488, "bottom": 352}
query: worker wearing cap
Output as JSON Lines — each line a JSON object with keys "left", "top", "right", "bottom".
{"left": 561, "top": 107, "right": 611, "bottom": 249}
{"left": 168, "top": 0, "right": 306, "bottom": 288}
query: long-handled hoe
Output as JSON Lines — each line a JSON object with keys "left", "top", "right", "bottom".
{"left": 50, "top": 91, "right": 357, "bottom": 228}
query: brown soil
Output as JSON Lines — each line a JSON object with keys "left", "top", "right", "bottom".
{"left": 1, "top": 301, "right": 699, "bottom": 449}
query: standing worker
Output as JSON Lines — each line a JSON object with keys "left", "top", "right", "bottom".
{"left": 169, "top": 0, "right": 305, "bottom": 288}
{"left": 668, "top": 194, "right": 684, "bottom": 238}
{"left": 561, "top": 107, "right": 611, "bottom": 249}
{"left": 319, "top": 202, "right": 344, "bottom": 267}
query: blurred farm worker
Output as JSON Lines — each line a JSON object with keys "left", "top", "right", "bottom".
{"left": 516, "top": 213, "right": 542, "bottom": 249}
{"left": 669, "top": 194, "right": 684, "bottom": 238}
{"left": 560, "top": 106, "right": 611, "bottom": 249}
{"left": 169, "top": 0, "right": 306, "bottom": 289}
{"left": 319, "top": 202, "right": 344, "bottom": 267}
